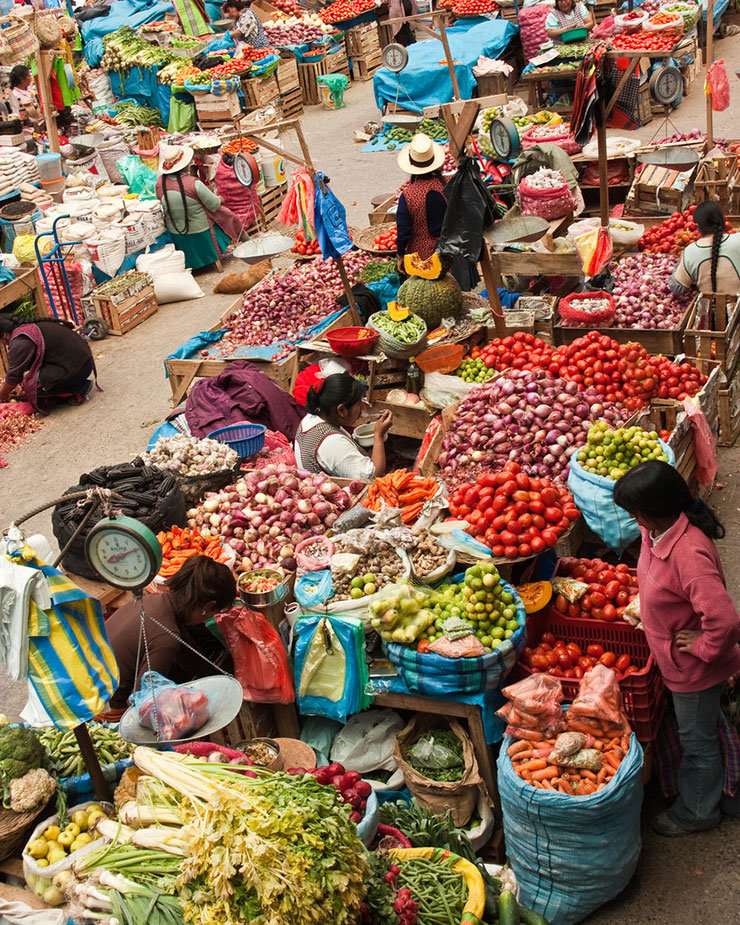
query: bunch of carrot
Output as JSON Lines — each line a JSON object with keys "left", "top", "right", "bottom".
{"left": 362, "top": 469, "right": 439, "bottom": 524}
{"left": 156, "top": 526, "right": 232, "bottom": 577}
{"left": 507, "top": 734, "right": 630, "bottom": 796}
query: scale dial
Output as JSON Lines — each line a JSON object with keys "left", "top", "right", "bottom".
{"left": 85, "top": 516, "right": 162, "bottom": 590}
{"left": 233, "top": 152, "right": 258, "bottom": 187}
{"left": 489, "top": 117, "right": 521, "bottom": 161}
{"left": 382, "top": 43, "right": 409, "bottom": 73}
{"left": 649, "top": 65, "right": 683, "bottom": 107}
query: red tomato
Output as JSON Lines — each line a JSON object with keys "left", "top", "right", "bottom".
{"left": 586, "top": 644, "right": 604, "bottom": 658}
{"left": 599, "top": 651, "right": 617, "bottom": 668}
{"left": 616, "top": 654, "right": 632, "bottom": 671}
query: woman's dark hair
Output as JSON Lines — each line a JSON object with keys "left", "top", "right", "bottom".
{"left": 694, "top": 201, "right": 726, "bottom": 293}
{"left": 161, "top": 173, "right": 191, "bottom": 235}
{"left": 10, "top": 65, "right": 30, "bottom": 89}
{"left": 0, "top": 314, "right": 72, "bottom": 336}
{"left": 613, "top": 460, "right": 725, "bottom": 540}
{"left": 223, "top": 0, "right": 250, "bottom": 11}
{"left": 306, "top": 372, "right": 365, "bottom": 417}
{"left": 165, "top": 555, "right": 236, "bottom": 618}
{"left": 410, "top": 168, "right": 443, "bottom": 183}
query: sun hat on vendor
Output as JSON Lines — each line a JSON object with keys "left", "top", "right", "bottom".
{"left": 158, "top": 142, "right": 194, "bottom": 175}
{"left": 397, "top": 132, "right": 446, "bottom": 176}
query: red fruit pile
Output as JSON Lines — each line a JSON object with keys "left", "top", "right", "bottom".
{"left": 554, "top": 557, "right": 639, "bottom": 621}
{"left": 286, "top": 762, "right": 372, "bottom": 823}
{"left": 320, "top": 0, "right": 376, "bottom": 24}
{"left": 610, "top": 29, "right": 680, "bottom": 51}
{"left": 452, "top": 0, "right": 498, "bottom": 14}
{"left": 373, "top": 225, "right": 397, "bottom": 251}
{"left": 471, "top": 331, "right": 554, "bottom": 372}
{"left": 448, "top": 461, "right": 580, "bottom": 559}
{"left": 522, "top": 632, "right": 640, "bottom": 681}
{"left": 292, "top": 228, "right": 320, "bottom": 256}
{"left": 650, "top": 355, "right": 707, "bottom": 400}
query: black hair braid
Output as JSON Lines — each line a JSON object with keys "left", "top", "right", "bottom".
{"left": 162, "top": 174, "right": 190, "bottom": 235}
{"left": 710, "top": 227, "right": 722, "bottom": 293}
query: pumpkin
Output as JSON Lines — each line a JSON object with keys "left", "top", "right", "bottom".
{"left": 396, "top": 274, "right": 463, "bottom": 329}
{"left": 517, "top": 581, "right": 552, "bottom": 614}
{"left": 388, "top": 300, "right": 411, "bottom": 322}
{"left": 404, "top": 252, "right": 444, "bottom": 279}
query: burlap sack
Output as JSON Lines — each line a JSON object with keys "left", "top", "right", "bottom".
{"left": 393, "top": 715, "right": 485, "bottom": 826}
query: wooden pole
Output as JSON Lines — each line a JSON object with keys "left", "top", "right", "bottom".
{"left": 437, "top": 20, "right": 461, "bottom": 102}
{"left": 35, "top": 50, "right": 59, "bottom": 154}
{"left": 706, "top": 0, "right": 714, "bottom": 147}
{"left": 74, "top": 724, "right": 111, "bottom": 802}
{"left": 597, "top": 102, "right": 610, "bottom": 228}
{"left": 479, "top": 246, "right": 507, "bottom": 336}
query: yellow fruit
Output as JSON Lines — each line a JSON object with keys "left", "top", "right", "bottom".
{"left": 69, "top": 838, "right": 86, "bottom": 853}
{"left": 42, "top": 825, "right": 60, "bottom": 841}
{"left": 71, "top": 811, "right": 88, "bottom": 831}
{"left": 52, "top": 870, "right": 73, "bottom": 892}
{"left": 42, "top": 884, "right": 65, "bottom": 906}
{"left": 26, "top": 839, "right": 48, "bottom": 859}
{"left": 86, "top": 803, "right": 104, "bottom": 814}
{"left": 64, "top": 823, "right": 80, "bottom": 837}
{"left": 57, "top": 831, "right": 75, "bottom": 848}
{"left": 86, "top": 809, "right": 106, "bottom": 827}
{"left": 46, "top": 848, "right": 67, "bottom": 865}
{"left": 36, "top": 859, "right": 49, "bottom": 869}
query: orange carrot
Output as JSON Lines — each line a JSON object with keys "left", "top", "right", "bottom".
{"left": 507, "top": 741, "right": 530, "bottom": 757}
{"left": 518, "top": 758, "right": 548, "bottom": 773}
{"left": 532, "top": 766, "right": 559, "bottom": 781}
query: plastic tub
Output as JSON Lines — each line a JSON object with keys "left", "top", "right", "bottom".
{"left": 326, "top": 326, "right": 379, "bottom": 357}
{"left": 415, "top": 343, "right": 464, "bottom": 374}
{"left": 560, "top": 26, "right": 588, "bottom": 42}
{"left": 35, "top": 152, "right": 62, "bottom": 182}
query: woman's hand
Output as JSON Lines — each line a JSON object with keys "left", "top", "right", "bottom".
{"left": 675, "top": 629, "right": 703, "bottom": 653}
{"left": 375, "top": 409, "right": 393, "bottom": 438}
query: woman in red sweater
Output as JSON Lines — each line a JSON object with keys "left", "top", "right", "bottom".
{"left": 615, "top": 461, "right": 740, "bottom": 836}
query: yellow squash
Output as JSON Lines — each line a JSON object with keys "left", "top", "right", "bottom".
{"left": 388, "top": 847, "right": 485, "bottom": 923}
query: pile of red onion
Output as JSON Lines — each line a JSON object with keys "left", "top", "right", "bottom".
{"left": 0, "top": 407, "right": 43, "bottom": 460}
{"left": 611, "top": 253, "right": 690, "bottom": 329}
{"left": 212, "top": 252, "right": 372, "bottom": 362}
{"left": 186, "top": 464, "right": 364, "bottom": 572}
{"left": 436, "top": 369, "right": 628, "bottom": 488}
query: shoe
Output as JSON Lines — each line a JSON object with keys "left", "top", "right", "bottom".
{"left": 651, "top": 811, "right": 719, "bottom": 837}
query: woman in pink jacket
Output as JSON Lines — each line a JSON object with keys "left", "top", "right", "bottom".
{"left": 615, "top": 461, "right": 740, "bottom": 836}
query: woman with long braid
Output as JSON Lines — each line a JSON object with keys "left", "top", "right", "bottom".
{"left": 669, "top": 201, "right": 740, "bottom": 296}
{"left": 155, "top": 144, "right": 242, "bottom": 270}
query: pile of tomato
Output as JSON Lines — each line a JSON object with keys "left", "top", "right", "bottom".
{"left": 610, "top": 29, "right": 680, "bottom": 51}
{"left": 373, "top": 226, "right": 397, "bottom": 251}
{"left": 471, "top": 331, "right": 554, "bottom": 372}
{"left": 292, "top": 228, "right": 321, "bottom": 256}
{"left": 222, "top": 137, "right": 258, "bottom": 155}
{"left": 448, "top": 462, "right": 580, "bottom": 559}
{"left": 320, "top": 0, "right": 376, "bottom": 24}
{"left": 273, "top": 0, "right": 302, "bottom": 14}
{"left": 207, "top": 47, "right": 275, "bottom": 77}
{"left": 650, "top": 354, "right": 707, "bottom": 400}
{"left": 452, "top": 0, "right": 498, "bottom": 15}
{"left": 522, "top": 633, "right": 640, "bottom": 681}
{"left": 639, "top": 205, "right": 733, "bottom": 254}
{"left": 554, "top": 557, "right": 639, "bottom": 621}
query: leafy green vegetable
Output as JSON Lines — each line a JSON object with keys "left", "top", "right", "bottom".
{"left": 405, "top": 729, "right": 464, "bottom": 782}
{"left": 360, "top": 259, "right": 399, "bottom": 284}
{"left": 0, "top": 726, "right": 45, "bottom": 807}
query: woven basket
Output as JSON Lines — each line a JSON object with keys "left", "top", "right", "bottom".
{"left": 352, "top": 222, "right": 396, "bottom": 256}
{"left": 0, "top": 801, "right": 51, "bottom": 862}
{"left": 173, "top": 461, "right": 241, "bottom": 506}
{"left": 368, "top": 311, "right": 427, "bottom": 360}
{"left": 0, "top": 16, "right": 40, "bottom": 65}
{"left": 34, "top": 10, "right": 63, "bottom": 49}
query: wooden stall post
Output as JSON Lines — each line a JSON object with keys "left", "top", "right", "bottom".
{"left": 34, "top": 50, "right": 60, "bottom": 154}
{"left": 597, "top": 103, "right": 610, "bottom": 228}
{"left": 706, "top": 0, "right": 714, "bottom": 146}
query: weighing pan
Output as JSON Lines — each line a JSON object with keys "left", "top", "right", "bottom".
{"left": 233, "top": 232, "right": 295, "bottom": 263}
{"left": 382, "top": 113, "right": 422, "bottom": 130}
{"left": 485, "top": 215, "right": 549, "bottom": 245}
{"left": 638, "top": 147, "right": 700, "bottom": 171}
{"left": 119, "top": 675, "right": 243, "bottom": 746}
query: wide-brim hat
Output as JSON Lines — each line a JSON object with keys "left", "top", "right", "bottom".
{"left": 397, "top": 132, "right": 446, "bottom": 175}
{"left": 158, "top": 143, "right": 194, "bottom": 175}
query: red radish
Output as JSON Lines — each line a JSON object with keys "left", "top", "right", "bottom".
{"left": 314, "top": 767, "right": 333, "bottom": 785}
{"left": 356, "top": 781, "right": 372, "bottom": 799}
{"left": 326, "top": 763, "right": 345, "bottom": 777}
{"left": 343, "top": 770, "right": 361, "bottom": 787}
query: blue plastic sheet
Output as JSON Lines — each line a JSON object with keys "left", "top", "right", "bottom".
{"left": 108, "top": 66, "right": 171, "bottom": 123}
{"left": 373, "top": 19, "right": 519, "bottom": 114}
{"left": 366, "top": 274, "right": 399, "bottom": 310}
{"left": 314, "top": 172, "right": 353, "bottom": 261}
{"left": 81, "top": 0, "right": 175, "bottom": 66}
{"left": 362, "top": 128, "right": 449, "bottom": 154}
{"left": 204, "top": 32, "right": 235, "bottom": 54}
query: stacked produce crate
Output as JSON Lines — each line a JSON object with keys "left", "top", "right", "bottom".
{"left": 297, "top": 43, "right": 350, "bottom": 105}
{"left": 241, "top": 73, "right": 281, "bottom": 111}
{"left": 91, "top": 272, "right": 157, "bottom": 336}
{"left": 195, "top": 91, "right": 242, "bottom": 128}
{"left": 346, "top": 23, "right": 382, "bottom": 82}
{"left": 276, "top": 57, "right": 303, "bottom": 119}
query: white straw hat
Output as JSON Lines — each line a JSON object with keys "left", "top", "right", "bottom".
{"left": 158, "top": 143, "right": 194, "bottom": 175}
{"left": 397, "top": 132, "right": 446, "bottom": 175}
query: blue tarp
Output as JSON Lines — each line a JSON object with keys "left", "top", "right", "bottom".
{"left": 109, "top": 67, "right": 172, "bottom": 123}
{"left": 81, "top": 0, "right": 175, "bottom": 66}
{"left": 373, "top": 18, "right": 519, "bottom": 114}
{"left": 362, "top": 127, "right": 449, "bottom": 153}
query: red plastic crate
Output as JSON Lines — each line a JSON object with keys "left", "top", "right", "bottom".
{"left": 552, "top": 557, "right": 638, "bottom": 625}
{"left": 515, "top": 606, "right": 666, "bottom": 742}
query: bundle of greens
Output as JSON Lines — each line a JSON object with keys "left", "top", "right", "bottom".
{"left": 404, "top": 729, "right": 464, "bottom": 783}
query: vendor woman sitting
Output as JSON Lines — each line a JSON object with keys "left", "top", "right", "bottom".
{"left": 294, "top": 372, "right": 393, "bottom": 480}
{"left": 546, "top": 0, "right": 595, "bottom": 43}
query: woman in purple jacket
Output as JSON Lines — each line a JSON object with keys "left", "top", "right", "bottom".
{"left": 615, "top": 461, "right": 740, "bottom": 836}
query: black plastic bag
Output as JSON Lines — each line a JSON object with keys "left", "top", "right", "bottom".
{"left": 581, "top": 269, "right": 615, "bottom": 293}
{"left": 335, "top": 283, "right": 381, "bottom": 323}
{"left": 438, "top": 156, "right": 497, "bottom": 261}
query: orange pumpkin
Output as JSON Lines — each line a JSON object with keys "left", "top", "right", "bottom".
{"left": 404, "top": 252, "right": 443, "bottom": 280}
{"left": 517, "top": 581, "right": 552, "bottom": 614}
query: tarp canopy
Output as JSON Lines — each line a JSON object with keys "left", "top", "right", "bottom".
{"left": 81, "top": 0, "right": 175, "bottom": 65}
{"left": 373, "top": 18, "right": 519, "bottom": 114}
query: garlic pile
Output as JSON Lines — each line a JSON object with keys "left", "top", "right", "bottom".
{"left": 143, "top": 435, "right": 238, "bottom": 477}
{"left": 525, "top": 167, "right": 567, "bottom": 190}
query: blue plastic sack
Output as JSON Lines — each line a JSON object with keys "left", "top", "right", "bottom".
{"left": 356, "top": 787, "right": 380, "bottom": 846}
{"left": 367, "top": 273, "right": 400, "bottom": 310}
{"left": 567, "top": 439, "right": 674, "bottom": 553}
{"left": 295, "top": 570, "right": 334, "bottom": 607}
{"left": 313, "top": 171, "right": 353, "bottom": 261}
{"left": 498, "top": 733, "right": 644, "bottom": 925}
{"left": 384, "top": 580, "right": 526, "bottom": 696}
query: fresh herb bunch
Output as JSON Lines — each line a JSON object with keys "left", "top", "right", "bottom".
{"left": 406, "top": 729, "right": 464, "bottom": 783}
{"left": 360, "top": 259, "right": 399, "bottom": 284}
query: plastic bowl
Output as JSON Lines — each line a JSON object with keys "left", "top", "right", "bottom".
{"left": 326, "top": 326, "right": 379, "bottom": 358}
{"left": 353, "top": 421, "right": 383, "bottom": 448}
{"left": 561, "top": 26, "right": 588, "bottom": 42}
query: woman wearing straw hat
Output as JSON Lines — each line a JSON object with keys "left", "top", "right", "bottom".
{"left": 155, "top": 143, "right": 243, "bottom": 270}
{"left": 395, "top": 133, "right": 448, "bottom": 269}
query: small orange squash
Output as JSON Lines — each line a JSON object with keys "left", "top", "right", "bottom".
{"left": 388, "top": 300, "right": 411, "bottom": 321}
{"left": 404, "top": 252, "right": 443, "bottom": 279}
{"left": 517, "top": 581, "right": 552, "bottom": 614}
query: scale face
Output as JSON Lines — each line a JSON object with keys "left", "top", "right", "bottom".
{"left": 85, "top": 516, "right": 162, "bottom": 590}
{"left": 382, "top": 43, "right": 409, "bottom": 73}
{"left": 489, "top": 117, "right": 520, "bottom": 160}
{"left": 650, "top": 65, "right": 683, "bottom": 107}
{"left": 233, "top": 152, "right": 258, "bottom": 187}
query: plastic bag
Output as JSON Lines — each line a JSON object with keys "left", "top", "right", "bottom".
{"left": 168, "top": 96, "right": 197, "bottom": 133}
{"left": 559, "top": 289, "right": 615, "bottom": 325}
{"left": 565, "top": 663, "right": 631, "bottom": 738}
{"left": 216, "top": 606, "right": 295, "bottom": 704}
{"left": 330, "top": 709, "right": 405, "bottom": 774}
{"left": 549, "top": 731, "right": 589, "bottom": 763}
{"left": 133, "top": 671, "right": 210, "bottom": 741}
{"left": 299, "top": 617, "right": 346, "bottom": 701}
{"left": 116, "top": 155, "right": 157, "bottom": 200}
{"left": 313, "top": 171, "right": 353, "bottom": 261}
{"left": 407, "top": 733, "right": 464, "bottom": 771}
{"left": 575, "top": 226, "right": 614, "bottom": 277}
{"left": 295, "top": 536, "right": 334, "bottom": 571}
{"left": 683, "top": 398, "right": 718, "bottom": 486}
{"left": 706, "top": 60, "right": 730, "bottom": 111}
{"left": 437, "top": 155, "right": 497, "bottom": 261}
{"left": 556, "top": 748, "right": 603, "bottom": 771}
{"left": 498, "top": 674, "right": 564, "bottom": 740}
{"left": 294, "top": 569, "right": 334, "bottom": 607}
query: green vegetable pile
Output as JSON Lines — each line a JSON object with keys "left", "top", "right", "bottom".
{"left": 386, "top": 126, "right": 413, "bottom": 144}
{"left": 455, "top": 356, "right": 497, "bottom": 383}
{"left": 417, "top": 117, "right": 447, "bottom": 140}
{"left": 101, "top": 27, "right": 179, "bottom": 73}
{"left": 35, "top": 724, "right": 130, "bottom": 778}
{"left": 556, "top": 42, "right": 593, "bottom": 58}
{"left": 0, "top": 725, "right": 45, "bottom": 806}
{"left": 379, "top": 799, "right": 481, "bottom": 861}
{"left": 112, "top": 100, "right": 164, "bottom": 128}
{"left": 371, "top": 311, "right": 426, "bottom": 344}
{"left": 360, "top": 259, "right": 399, "bottom": 283}
{"left": 398, "top": 854, "right": 467, "bottom": 921}
{"left": 577, "top": 422, "right": 668, "bottom": 480}
{"left": 405, "top": 729, "right": 464, "bottom": 783}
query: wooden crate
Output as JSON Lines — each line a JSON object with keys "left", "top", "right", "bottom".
{"left": 554, "top": 303, "right": 693, "bottom": 356}
{"left": 194, "top": 91, "right": 241, "bottom": 126}
{"left": 258, "top": 182, "right": 287, "bottom": 228}
{"left": 693, "top": 150, "right": 740, "bottom": 211}
{"left": 293, "top": 339, "right": 406, "bottom": 404}
{"left": 637, "top": 82, "right": 653, "bottom": 126}
{"left": 683, "top": 292, "right": 740, "bottom": 377}
{"left": 718, "top": 363, "right": 740, "bottom": 446}
{"left": 345, "top": 23, "right": 380, "bottom": 59}
{"left": 279, "top": 86, "right": 304, "bottom": 120}
{"left": 241, "top": 73, "right": 280, "bottom": 110}
{"left": 368, "top": 193, "right": 397, "bottom": 225}
{"left": 297, "top": 45, "right": 349, "bottom": 105}
{"left": 350, "top": 48, "right": 382, "bottom": 82}
{"left": 627, "top": 162, "right": 698, "bottom": 214}
{"left": 276, "top": 56, "right": 299, "bottom": 94}
{"left": 92, "top": 283, "right": 157, "bottom": 336}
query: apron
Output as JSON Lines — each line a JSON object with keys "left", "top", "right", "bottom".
{"left": 156, "top": 174, "right": 243, "bottom": 258}
{"left": 401, "top": 176, "right": 447, "bottom": 260}
{"left": 551, "top": 4, "right": 586, "bottom": 29}
{"left": 296, "top": 420, "right": 345, "bottom": 474}
{"left": 11, "top": 324, "right": 45, "bottom": 412}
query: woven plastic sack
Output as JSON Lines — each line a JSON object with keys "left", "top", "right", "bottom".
{"left": 519, "top": 175, "right": 576, "bottom": 220}
{"left": 518, "top": 4, "right": 549, "bottom": 61}
{"left": 216, "top": 606, "right": 295, "bottom": 704}
{"left": 522, "top": 124, "right": 582, "bottom": 155}
{"left": 706, "top": 59, "right": 730, "bottom": 111}
{"left": 498, "top": 733, "right": 644, "bottom": 925}
{"left": 384, "top": 579, "right": 526, "bottom": 696}
{"left": 567, "top": 440, "right": 674, "bottom": 553}
{"left": 559, "top": 290, "right": 615, "bottom": 326}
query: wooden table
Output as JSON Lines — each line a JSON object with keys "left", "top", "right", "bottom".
{"left": 521, "top": 67, "right": 578, "bottom": 111}
{"left": 373, "top": 690, "right": 499, "bottom": 817}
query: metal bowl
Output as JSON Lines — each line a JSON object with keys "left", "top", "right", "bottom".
{"left": 237, "top": 737, "right": 282, "bottom": 772}
{"left": 237, "top": 568, "right": 290, "bottom": 607}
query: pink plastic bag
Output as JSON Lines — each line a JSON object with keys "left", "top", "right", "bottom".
{"left": 683, "top": 399, "right": 718, "bottom": 486}
{"left": 250, "top": 430, "right": 296, "bottom": 469}
{"left": 706, "top": 60, "right": 730, "bottom": 111}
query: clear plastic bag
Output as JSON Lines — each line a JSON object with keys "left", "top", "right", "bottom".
{"left": 565, "top": 663, "right": 631, "bottom": 738}
{"left": 498, "top": 674, "right": 564, "bottom": 740}
{"left": 133, "top": 671, "right": 210, "bottom": 741}
{"left": 407, "top": 733, "right": 463, "bottom": 770}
